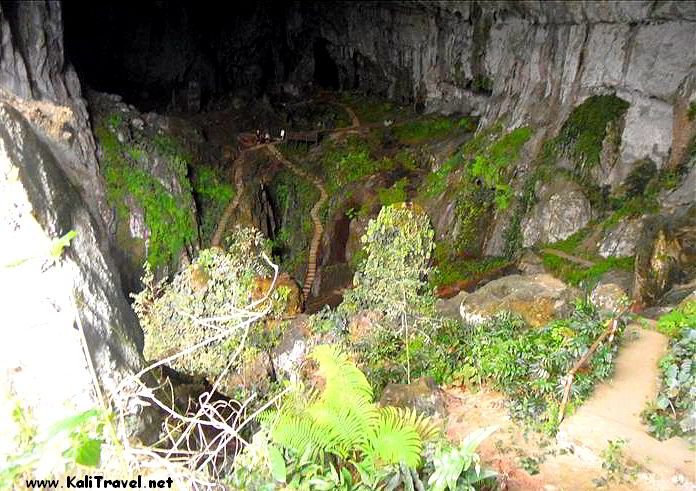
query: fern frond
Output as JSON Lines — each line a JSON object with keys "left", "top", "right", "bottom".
{"left": 268, "top": 412, "right": 339, "bottom": 458}
{"left": 307, "top": 401, "right": 379, "bottom": 457}
{"left": 363, "top": 408, "right": 423, "bottom": 469}
{"left": 380, "top": 406, "right": 440, "bottom": 442}
{"left": 312, "top": 344, "right": 373, "bottom": 406}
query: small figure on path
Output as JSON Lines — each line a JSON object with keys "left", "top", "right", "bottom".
{"left": 280, "top": 129, "right": 286, "bottom": 141}
{"left": 255, "top": 129, "right": 261, "bottom": 144}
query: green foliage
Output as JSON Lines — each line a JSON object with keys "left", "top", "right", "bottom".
{"left": 420, "top": 123, "right": 532, "bottom": 256}
{"left": 427, "top": 427, "right": 498, "bottom": 491}
{"left": 688, "top": 101, "right": 696, "bottom": 122}
{"left": 393, "top": 116, "right": 464, "bottom": 145}
{"left": 377, "top": 178, "right": 408, "bottom": 207}
{"left": 471, "top": 75, "right": 493, "bottom": 94}
{"left": 656, "top": 301, "right": 696, "bottom": 338}
{"left": 340, "top": 204, "right": 435, "bottom": 322}
{"left": 592, "top": 439, "right": 639, "bottom": 487}
{"left": 132, "top": 226, "right": 292, "bottom": 395}
{"left": 323, "top": 136, "right": 396, "bottom": 194}
{"left": 49, "top": 230, "right": 77, "bottom": 259}
{"left": 642, "top": 316, "right": 695, "bottom": 443}
{"left": 541, "top": 254, "right": 634, "bottom": 287}
{"left": 268, "top": 167, "right": 319, "bottom": 275}
{"left": 254, "top": 345, "right": 438, "bottom": 487}
{"left": 95, "top": 123, "right": 195, "bottom": 268}
{"left": 556, "top": 95, "right": 629, "bottom": 172}
{"left": 430, "top": 251, "right": 509, "bottom": 289}
{"left": 191, "top": 165, "right": 235, "bottom": 243}
{"left": 1, "top": 408, "right": 106, "bottom": 487}
{"left": 463, "top": 305, "right": 623, "bottom": 434}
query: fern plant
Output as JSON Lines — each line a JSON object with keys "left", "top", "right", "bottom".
{"left": 261, "top": 345, "right": 438, "bottom": 485}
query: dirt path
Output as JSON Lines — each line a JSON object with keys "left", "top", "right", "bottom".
{"left": 561, "top": 324, "right": 694, "bottom": 485}
{"left": 266, "top": 144, "right": 328, "bottom": 299}
{"left": 210, "top": 142, "right": 269, "bottom": 247}
{"left": 445, "top": 324, "right": 694, "bottom": 490}
{"left": 542, "top": 248, "right": 595, "bottom": 267}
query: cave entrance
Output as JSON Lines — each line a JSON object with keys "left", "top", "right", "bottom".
{"left": 313, "top": 38, "right": 339, "bottom": 90}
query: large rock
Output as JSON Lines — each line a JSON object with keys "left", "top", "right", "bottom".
{"left": 661, "top": 162, "right": 696, "bottom": 209}
{"left": 379, "top": 377, "right": 447, "bottom": 421}
{"left": 633, "top": 205, "right": 696, "bottom": 306}
{"left": 599, "top": 219, "right": 644, "bottom": 258}
{"left": 591, "top": 270, "right": 633, "bottom": 314}
{"left": 459, "top": 274, "right": 579, "bottom": 327}
{"left": 0, "top": 103, "right": 154, "bottom": 446}
{"left": 0, "top": 1, "right": 157, "bottom": 450}
{"left": 521, "top": 178, "right": 592, "bottom": 247}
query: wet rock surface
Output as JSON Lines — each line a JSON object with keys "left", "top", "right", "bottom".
{"left": 459, "top": 274, "right": 579, "bottom": 327}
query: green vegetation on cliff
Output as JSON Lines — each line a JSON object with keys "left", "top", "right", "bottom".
{"left": 95, "top": 118, "right": 196, "bottom": 268}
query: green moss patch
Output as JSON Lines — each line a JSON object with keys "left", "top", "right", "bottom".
{"left": 393, "top": 115, "right": 473, "bottom": 145}
{"left": 555, "top": 94, "right": 629, "bottom": 174}
{"left": 95, "top": 122, "right": 196, "bottom": 268}
{"left": 541, "top": 254, "right": 633, "bottom": 287}
{"left": 191, "top": 165, "right": 235, "bottom": 244}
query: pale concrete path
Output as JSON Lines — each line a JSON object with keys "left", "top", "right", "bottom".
{"left": 561, "top": 324, "right": 694, "bottom": 485}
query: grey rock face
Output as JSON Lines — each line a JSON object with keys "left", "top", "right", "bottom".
{"left": 599, "top": 219, "right": 644, "bottom": 258}
{"left": 289, "top": 2, "right": 695, "bottom": 174}
{"left": 521, "top": 178, "right": 592, "bottom": 247}
{"left": 0, "top": 1, "right": 157, "bottom": 443}
{"left": 661, "top": 162, "right": 696, "bottom": 209}
{"left": 0, "top": 104, "right": 150, "bottom": 441}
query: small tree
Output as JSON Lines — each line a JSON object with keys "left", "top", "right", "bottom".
{"left": 340, "top": 204, "right": 436, "bottom": 383}
{"left": 341, "top": 203, "right": 435, "bottom": 321}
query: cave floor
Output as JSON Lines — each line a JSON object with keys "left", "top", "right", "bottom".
{"left": 445, "top": 324, "right": 694, "bottom": 490}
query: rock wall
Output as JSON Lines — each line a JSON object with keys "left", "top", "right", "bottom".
{"left": 0, "top": 1, "right": 154, "bottom": 443}
{"left": 289, "top": 1, "right": 696, "bottom": 171}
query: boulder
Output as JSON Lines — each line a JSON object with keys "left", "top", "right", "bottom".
{"left": 436, "top": 291, "right": 467, "bottom": 321}
{"left": 459, "top": 274, "right": 579, "bottom": 327}
{"left": 591, "top": 270, "right": 633, "bottom": 314}
{"left": 633, "top": 205, "right": 696, "bottom": 306}
{"left": 598, "top": 219, "right": 644, "bottom": 258}
{"left": 379, "top": 377, "right": 448, "bottom": 420}
{"left": 522, "top": 177, "right": 592, "bottom": 247}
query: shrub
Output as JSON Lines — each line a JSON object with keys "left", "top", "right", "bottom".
{"left": 340, "top": 204, "right": 435, "bottom": 322}
{"left": 191, "top": 165, "right": 234, "bottom": 243}
{"left": 132, "top": 226, "right": 293, "bottom": 395}
{"left": 642, "top": 304, "right": 695, "bottom": 443}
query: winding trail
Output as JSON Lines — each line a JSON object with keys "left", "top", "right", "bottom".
{"left": 211, "top": 100, "right": 359, "bottom": 301}
{"left": 266, "top": 144, "right": 328, "bottom": 299}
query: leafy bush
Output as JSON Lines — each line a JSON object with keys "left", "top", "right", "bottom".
{"left": 427, "top": 427, "right": 498, "bottom": 491}
{"left": 463, "top": 304, "right": 624, "bottom": 434}
{"left": 322, "top": 136, "right": 395, "bottom": 194}
{"left": 656, "top": 301, "right": 696, "bottom": 338}
{"left": 132, "top": 226, "right": 294, "bottom": 395}
{"left": 642, "top": 307, "right": 695, "bottom": 443}
{"left": 340, "top": 204, "right": 435, "bottom": 322}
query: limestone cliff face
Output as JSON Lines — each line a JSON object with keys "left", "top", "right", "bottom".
{"left": 290, "top": 1, "right": 696, "bottom": 172}
{"left": 0, "top": 1, "right": 154, "bottom": 442}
